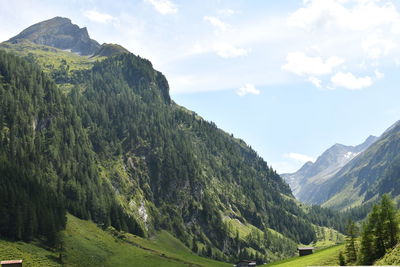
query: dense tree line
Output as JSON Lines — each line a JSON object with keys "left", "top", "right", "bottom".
{"left": 0, "top": 48, "right": 359, "bottom": 261}
{"left": 0, "top": 51, "right": 143, "bottom": 243}
{"left": 70, "top": 54, "right": 318, "bottom": 251}
{"left": 342, "top": 194, "right": 399, "bottom": 265}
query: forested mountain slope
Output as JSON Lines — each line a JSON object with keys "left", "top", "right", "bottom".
{"left": 0, "top": 17, "right": 348, "bottom": 263}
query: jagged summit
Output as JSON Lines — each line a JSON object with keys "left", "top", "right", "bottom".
{"left": 8, "top": 16, "right": 100, "bottom": 55}
{"left": 281, "top": 135, "right": 378, "bottom": 202}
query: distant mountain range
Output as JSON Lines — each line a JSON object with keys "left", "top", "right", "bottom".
{"left": 283, "top": 121, "right": 400, "bottom": 210}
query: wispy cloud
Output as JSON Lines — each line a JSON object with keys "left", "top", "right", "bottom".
{"left": 284, "top": 152, "right": 315, "bottom": 164}
{"left": 288, "top": 0, "right": 400, "bottom": 31}
{"left": 83, "top": 10, "right": 116, "bottom": 24}
{"left": 217, "top": 8, "right": 237, "bottom": 16}
{"left": 236, "top": 83, "right": 260, "bottom": 96}
{"left": 331, "top": 72, "right": 372, "bottom": 90}
{"left": 283, "top": 52, "right": 344, "bottom": 76}
{"left": 282, "top": 0, "right": 400, "bottom": 90}
{"left": 204, "top": 16, "right": 229, "bottom": 31}
{"left": 145, "top": 0, "right": 177, "bottom": 15}
{"left": 308, "top": 76, "right": 322, "bottom": 88}
{"left": 362, "top": 35, "right": 396, "bottom": 59}
{"left": 216, "top": 44, "right": 250, "bottom": 58}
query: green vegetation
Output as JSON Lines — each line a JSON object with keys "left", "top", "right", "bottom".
{"left": 376, "top": 243, "right": 400, "bottom": 265}
{"left": 266, "top": 244, "right": 344, "bottom": 267}
{"left": 0, "top": 50, "right": 143, "bottom": 243}
{"left": 0, "top": 19, "right": 359, "bottom": 264}
{"left": 0, "top": 41, "right": 100, "bottom": 73}
{"left": 92, "top": 43, "right": 130, "bottom": 57}
{"left": 357, "top": 194, "right": 399, "bottom": 265}
{"left": 344, "top": 220, "right": 358, "bottom": 264}
{"left": 0, "top": 214, "right": 230, "bottom": 267}
{"left": 310, "top": 225, "right": 344, "bottom": 248}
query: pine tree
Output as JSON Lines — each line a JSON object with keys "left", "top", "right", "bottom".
{"left": 380, "top": 194, "right": 399, "bottom": 250}
{"left": 358, "top": 221, "right": 374, "bottom": 265}
{"left": 338, "top": 251, "right": 346, "bottom": 266}
{"left": 344, "top": 220, "right": 358, "bottom": 264}
{"left": 358, "top": 194, "right": 399, "bottom": 264}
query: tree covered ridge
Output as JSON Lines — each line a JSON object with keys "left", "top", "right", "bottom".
{"left": 0, "top": 51, "right": 142, "bottom": 243}
{"left": 0, "top": 48, "right": 351, "bottom": 262}
{"left": 341, "top": 194, "right": 400, "bottom": 265}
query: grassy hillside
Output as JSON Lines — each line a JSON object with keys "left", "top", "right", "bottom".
{"left": 0, "top": 214, "right": 230, "bottom": 267}
{"left": 266, "top": 244, "right": 344, "bottom": 267}
{"left": 375, "top": 243, "right": 400, "bottom": 265}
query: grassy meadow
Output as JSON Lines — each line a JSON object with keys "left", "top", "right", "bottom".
{"left": 0, "top": 214, "right": 230, "bottom": 267}
{"left": 266, "top": 244, "right": 344, "bottom": 267}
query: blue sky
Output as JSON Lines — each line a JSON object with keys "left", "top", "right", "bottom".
{"left": 1, "top": 0, "right": 400, "bottom": 173}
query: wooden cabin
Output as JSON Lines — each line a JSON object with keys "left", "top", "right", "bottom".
{"left": 1, "top": 260, "right": 23, "bottom": 267}
{"left": 236, "top": 260, "right": 257, "bottom": 267}
{"left": 298, "top": 247, "right": 314, "bottom": 256}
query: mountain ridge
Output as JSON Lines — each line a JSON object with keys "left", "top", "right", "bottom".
{"left": 282, "top": 135, "right": 377, "bottom": 202}
{"left": 8, "top": 16, "right": 100, "bottom": 55}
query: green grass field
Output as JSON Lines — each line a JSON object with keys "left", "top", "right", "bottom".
{"left": 266, "top": 244, "right": 344, "bottom": 267}
{"left": 0, "top": 213, "right": 348, "bottom": 267}
{"left": 0, "top": 214, "right": 231, "bottom": 267}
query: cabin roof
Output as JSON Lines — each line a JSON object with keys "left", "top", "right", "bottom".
{"left": 298, "top": 247, "right": 314, "bottom": 250}
{"left": 1, "top": 260, "right": 23, "bottom": 264}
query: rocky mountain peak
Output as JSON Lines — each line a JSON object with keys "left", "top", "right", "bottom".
{"left": 7, "top": 17, "right": 100, "bottom": 55}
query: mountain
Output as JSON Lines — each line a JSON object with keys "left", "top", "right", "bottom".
{"left": 317, "top": 121, "right": 400, "bottom": 210}
{"left": 92, "top": 43, "right": 130, "bottom": 57}
{"left": 0, "top": 17, "right": 348, "bottom": 263}
{"left": 282, "top": 135, "right": 377, "bottom": 203}
{"left": 8, "top": 17, "right": 100, "bottom": 55}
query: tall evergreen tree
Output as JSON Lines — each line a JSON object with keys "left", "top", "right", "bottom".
{"left": 344, "top": 220, "right": 358, "bottom": 264}
{"left": 358, "top": 194, "right": 399, "bottom": 265}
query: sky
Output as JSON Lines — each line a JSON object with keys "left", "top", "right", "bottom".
{"left": 1, "top": 0, "right": 400, "bottom": 173}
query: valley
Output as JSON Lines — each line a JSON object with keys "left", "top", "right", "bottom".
{"left": 0, "top": 13, "right": 400, "bottom": 267}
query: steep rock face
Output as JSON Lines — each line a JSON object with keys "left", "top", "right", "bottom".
{"left": 282, "top": 135, "right": 377, "bottom": 204}
{"left": 8, "top": 17, "right": 100, "bottom": 55}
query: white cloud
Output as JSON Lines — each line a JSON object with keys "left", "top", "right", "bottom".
{"left": 308, "top": 76, "right": 322, "bottom": 88}
{"left": 218, "top": 9, "right": 237, "bottom": 16}
{"left": 145, "top": 0, "right": 177, "bottom": 15}
{"left": 190, "top": 42, "right": 250, "bottom": 58}
{"left": 375, "top": 69, "right": 384, "bottom": 79}
{"left": 83, "top": 10, "right": 116, "bottom": 24}
{"left": 288, "top": 0, "right": 400, "bottom": 32}
{"left": 284, "top": 152, "right": 315, "bottom": 164}
{"left": 362, "top": 36, "right": 396, "bottom": 59}
{"left": 236, "top": 83, "right": 260, "bottom": 96}
{"left": 283, "top": 52, "right": 344, "bottom": 76}
{"left": 331, "top": 71, "right": 372, "bottom": 90}
{"left": 204, "top": 16, "right": 229, "bottom": 31}
{"left": 216, "top": 44, "right": 250, "bottom": 58}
